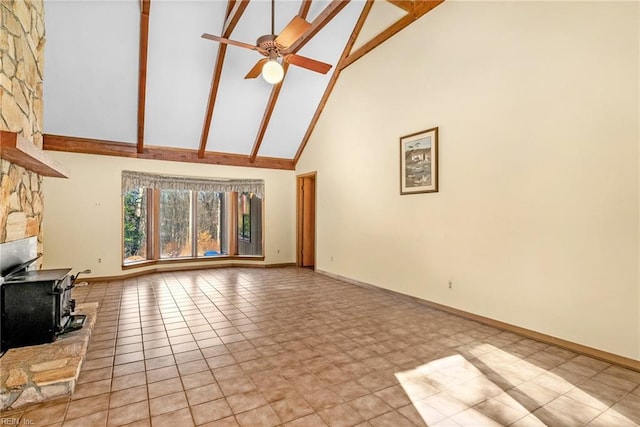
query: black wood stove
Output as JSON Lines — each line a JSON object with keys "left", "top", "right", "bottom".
{"left": 0, "top": 255, "right": 89, "bottom": 353}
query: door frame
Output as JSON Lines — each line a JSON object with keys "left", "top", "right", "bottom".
{"left": 296, "top": 172, "right": 316, "bottom": 268}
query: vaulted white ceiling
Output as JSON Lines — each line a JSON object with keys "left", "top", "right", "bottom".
{"left": 43, "top": 0, "right": 443, "bottom": 169}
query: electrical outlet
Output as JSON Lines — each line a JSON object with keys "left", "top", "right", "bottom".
{"left": 98, "top": 258, "right": 102, "bottom": 263}
{"left": 448, "top": 280, "right": 453, "bottom": 289}
{"left": 331, "top": 256, "right": 334, "bottom": 261}
{"left": 277, "top": 249, "right": 280, "bottom": 254}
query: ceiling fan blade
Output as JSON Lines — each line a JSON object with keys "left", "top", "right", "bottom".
{"left": 274, "top": 16, "right": 311, "bottom": 49}
{"left": 245, "top": 58, "right": 269, "bottom": 79}
{"left": 201, "top": 33, "right": 258, "bottom": 51}
{"left": 284, "top": 54, "right": 332, "bottom": 74}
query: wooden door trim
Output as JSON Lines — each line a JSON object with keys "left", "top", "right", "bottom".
{"left": 296, "top": 172, "right": 317, "bottom": 267}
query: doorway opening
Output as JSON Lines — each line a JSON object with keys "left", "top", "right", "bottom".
{"left": 296, "top": 172, "right": 316, "bottom": 268}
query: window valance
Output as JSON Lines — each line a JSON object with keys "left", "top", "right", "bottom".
{"left": 122, "top": 171, "right": 264, "bottom": 198}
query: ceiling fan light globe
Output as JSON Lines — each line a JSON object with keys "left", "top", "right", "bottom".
{"left": 262, "top": 59, "right": 284, "bottom": 84}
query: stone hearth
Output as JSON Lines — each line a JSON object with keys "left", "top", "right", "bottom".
{"left": 0, "top": 303, "right": 98, "bottom": 410}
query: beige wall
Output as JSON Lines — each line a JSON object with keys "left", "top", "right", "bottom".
{"left": 42, "top": 151, "right": 296, "bottom": 277}
{"left": 297, "top": 2, "right": 640, "bottom": 359}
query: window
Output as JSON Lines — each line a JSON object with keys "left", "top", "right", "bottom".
{"left": 239, "top": 192, "right": 251, "bottom": 242}
{"left": 122, "top": 173, "right": 263, "bottom": 265}
{"left": 237, "top": 193, "right": 262, "bottom": 256}
{"left": 123, "top": 187, "right": 147, "bottom": 263}
{"left": 197, "top": 191, "right": 223, "bottom": 256}
{"left": 159, "top": 189, "right": 192, "bottom": 258}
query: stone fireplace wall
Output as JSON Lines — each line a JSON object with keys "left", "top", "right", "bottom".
{"left": 0, "top": 0, "right": 46, "bottom": 254}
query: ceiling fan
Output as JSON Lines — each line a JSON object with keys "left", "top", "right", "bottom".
{"left": 201, "top": 0, "right": 332, "bottom": 84}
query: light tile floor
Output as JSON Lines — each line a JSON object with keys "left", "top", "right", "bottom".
{"left": 3, "top": 267, "right": 639, "bottom": 426}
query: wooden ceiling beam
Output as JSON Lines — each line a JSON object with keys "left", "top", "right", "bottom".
{"left": 340, "top": 0, "right": 444, "bottom": 71}
{"left": 223, "top": 0, "right": 248, "bottom": 36}
{"left": 197, "top": 0, "right": 249, "bottom": 159}
{"left": 286, "top": 0, "right": 350, "bottom": 55}
{"left": 248, "top": 65, "right": 288, "bottom": 163}
{"left": 297, "top": 0, "right": 313, "bottom": 27}
{"left": 198, "top": 44, "right": 228, "bottom": 159}
{"left": 248, "top": 0, "right": 312, "bottom": 162}
{"left": 43, "top": 134, "right": 295, "bottom": 170}
{"left": 137, "top": 0, "right": 151, "bottom": 154}
{"left": 294, "top": 0, "right": 374, "bottom": 165}
{"left": 387, "top": 0, "right": 414, "bottom": 12}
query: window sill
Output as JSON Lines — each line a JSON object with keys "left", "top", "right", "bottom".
{"left": 122, "top": 255, "right": 265, "bottom": 270}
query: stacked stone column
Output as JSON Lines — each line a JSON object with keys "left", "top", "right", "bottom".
{"left": 1, "top": 0, "right": 46, "bottom": 251}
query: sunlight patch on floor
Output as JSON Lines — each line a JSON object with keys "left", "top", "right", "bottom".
{"left": 395, "top": 345, "right": 636, "bottom": 426}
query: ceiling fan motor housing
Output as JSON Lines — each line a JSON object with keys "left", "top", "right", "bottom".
{"left": 256, "top": 34, "right": 283, "bottom": 57}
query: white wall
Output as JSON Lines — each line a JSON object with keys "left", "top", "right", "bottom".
{"left": 42, "top": 152, "right": 296, "bottom": 277}
{"left": 297, "top": 2, "right": 640, "bottom": 360}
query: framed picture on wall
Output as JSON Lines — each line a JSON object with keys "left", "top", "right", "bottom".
{"left": 400, "top": 127, "right": 439, "bottom": 195}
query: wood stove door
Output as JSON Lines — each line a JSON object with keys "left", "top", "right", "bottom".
{"left": 1, "top": 280, "right": 58, "bottom": 351}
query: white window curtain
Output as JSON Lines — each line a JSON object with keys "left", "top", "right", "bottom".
{"left": 122, "top": 171, "right": 264, "bottom": 198}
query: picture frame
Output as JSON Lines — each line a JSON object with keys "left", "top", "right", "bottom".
{"left": 400, "top": 127, "right": 438, "bottom": 195}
